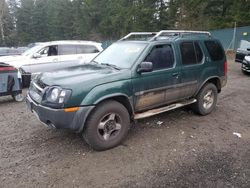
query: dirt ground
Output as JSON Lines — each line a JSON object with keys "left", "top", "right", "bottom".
{"left": 0, "top": 59, "right": 250, "bottom": 188}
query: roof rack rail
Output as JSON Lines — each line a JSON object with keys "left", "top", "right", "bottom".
{"left": 120, "top": 30, "right": 211, "bottom": 41}
{"left": 119, "top": 32, "right": 157, "bottom": 41}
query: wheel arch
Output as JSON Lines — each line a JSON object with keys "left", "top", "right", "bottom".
{"left": 78, "top": 94, "right": 134, "bottom": 133}
{"left": 94, "top": 94, "right": 134, "bottom": 117}
{"left": 196, "top": 77, "right": 222, "bottom": 96}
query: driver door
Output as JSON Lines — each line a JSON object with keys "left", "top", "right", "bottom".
{"left": 132, "top": 44, "right": 181, "bottom": 112}
{"left": 27, "top": 45, "right": 59, "bottom": 73}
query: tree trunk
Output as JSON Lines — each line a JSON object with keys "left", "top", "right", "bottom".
{"left": 0, "top": 1, "right": 5, "bottom": 43}
{"left": 0, "top": 19, "right": 4, "bottom": 42}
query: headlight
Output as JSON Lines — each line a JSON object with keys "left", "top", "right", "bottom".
{"left": 43, "top": 86, "right": 72, "bottom": 108}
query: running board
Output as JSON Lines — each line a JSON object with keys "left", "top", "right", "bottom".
{"left": 134, "top": 99, "right": 197, "bottom": 120}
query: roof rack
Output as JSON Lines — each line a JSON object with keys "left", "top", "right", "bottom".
{"left": 120, "top": 30, "right": 211, "bottom": 41}
{"left": 119, "top": 32, "right": 157, "bottom": 41}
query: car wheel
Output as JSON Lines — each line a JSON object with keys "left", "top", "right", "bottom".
{"left": 83, "top": 100, "right": 130, "bottom": 151}
{"left": 192, "top": 83, "right": 218, "bottom": 116}
{"left": 12, "top": 93, "right": 24, "bottom": 102}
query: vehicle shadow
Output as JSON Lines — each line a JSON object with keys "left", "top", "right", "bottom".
{"left": 28, "top": 107, "right": 198, "bottom": 154}
{"left": 0, "top": 96, "right": 17, "bottom": 104}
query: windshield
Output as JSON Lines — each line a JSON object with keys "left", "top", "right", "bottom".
{"left": 22, "top": 45, "right": 44, "bottom": 56}
{"left": 93, "top": 42, "right": 147, "bottom": 69}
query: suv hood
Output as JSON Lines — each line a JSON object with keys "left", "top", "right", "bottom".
{"left": 0, "top": 55, "right": 28, "bottom": 68}
{"left": 39, "top": 63, "right": 130, "bottom": 88}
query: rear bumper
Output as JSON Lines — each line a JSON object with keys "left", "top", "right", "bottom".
{"left": 26, "top": 94, "right": 94, "bottom": 132}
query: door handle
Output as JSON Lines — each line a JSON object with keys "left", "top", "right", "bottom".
{"left": 172, "top": 73, "right": 179, "bottom": 78}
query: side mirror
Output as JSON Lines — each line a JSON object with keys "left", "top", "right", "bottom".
{"left": 33, "top": 53, "right": 41, "bottom": 59}
{"left": 247, "top": 48, "right": 250, "bottom": 51}
{"left": 137, "top": 62, "right": 153, "bottom": 73}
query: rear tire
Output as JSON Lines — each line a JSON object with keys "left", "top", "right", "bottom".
{"left": 192, "top": 83, "right": 218, "bottom": 116}
{"left": 83, "top": 100, "right": 130, "bottom": 151}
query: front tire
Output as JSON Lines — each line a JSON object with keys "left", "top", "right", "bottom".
{"left": 83, "top": 100, "right": 130, "bottom": 151}
{"left": 192, "top": 83, "right": 218, "bottom": 116}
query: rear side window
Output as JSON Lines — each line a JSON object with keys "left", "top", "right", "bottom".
{"left": 77, "top": 45, "right": 99, "bottom": 54}
{"left": 144, "top": 44, "right": 175, "bottom": 70}
{"left": 205, "top": 41, "right": 225, "bottom": 61}
{"left": 180, "top": 42, "right": 203, "bottom": 65}
{"left": 58, "top": 45, "right": 77, "bottom": 55}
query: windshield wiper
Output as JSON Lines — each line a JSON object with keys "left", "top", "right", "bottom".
{"left": 101, "top": 63, "right": 121, "bottom": 70}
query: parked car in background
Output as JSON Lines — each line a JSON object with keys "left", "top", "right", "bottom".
{"left": 235, "top": 40, "right": 250, "bottom": 63}
{"left": 27, "top": 42, "right": 44, "bottom": 49}
{"left": 0, "top": 63, "right": 23, "bottom": 102}
{"left": 26, "top": 30, "right": 227, "bottom": 151}
{"left": 242, "top": 55, "right": 250, "bottom": 74}
{"left": 0, "top": 41, "right": 103, "bottom": 87}
{"left": 17, "top": 47, "right": 28, "bottom": 54}
{"left": 0, "top": 47, "right": 27, "bottom": 56}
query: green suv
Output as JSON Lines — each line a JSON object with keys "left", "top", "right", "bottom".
{"left": 26, "top": 30, "right": 227, "bottom": 151}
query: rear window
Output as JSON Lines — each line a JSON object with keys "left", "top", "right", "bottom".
{"left": 205, "top": 41, "right": 225, "bottom": 61}
{"left": 77, "top": 45, "right": 99, "bottom": 54}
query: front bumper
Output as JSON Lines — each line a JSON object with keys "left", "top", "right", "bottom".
{"left": 242, "top": 61, "right": 250, "bottom": 72}
{"left": 26, "top": 94, "right": 94, "bottom": 132}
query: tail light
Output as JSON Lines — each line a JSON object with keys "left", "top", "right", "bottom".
{"left": 0, "top": 67, "right": 16, "bottom": 71}
{"left": 224, "top": 61, "right": 228, "bottom": 76}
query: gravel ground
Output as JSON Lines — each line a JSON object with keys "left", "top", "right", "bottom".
{"left": 0, "top": 59, "right": 250, "bottom": 188}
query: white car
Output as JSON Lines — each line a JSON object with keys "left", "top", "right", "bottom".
{"left": 0, "top": 41, "right": 103, "bottom": 86}
{"left": 0, "top": 40, "right": 103, "bottom": 69}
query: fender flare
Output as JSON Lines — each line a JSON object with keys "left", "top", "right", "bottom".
{"left": 195, "top": 76, "right": 221, "bottom": 96}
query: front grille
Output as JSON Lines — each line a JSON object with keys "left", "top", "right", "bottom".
{"left": 29, "top": 81, "right": 46, "bottom": 103}
{"left": 36, "top": 79, "right": 47, "bottom": 89}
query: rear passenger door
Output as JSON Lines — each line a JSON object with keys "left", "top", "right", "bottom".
{"left": 57, "top": 45, "right": 79, "bottom": 68}
{"left": 179, "top": 41, "right": 204, "bottom": 98}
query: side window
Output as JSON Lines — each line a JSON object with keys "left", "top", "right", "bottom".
{"left": 144, "top": 44, "right": 175, "bottom": 70}
{"left": 205, "top": 41, "right": 225, "bottom": 61}
{"left": 58, "top": 45, "right": 77, "bottom": 55}
{"left": 77, "top": 45, "right": 99, "bottom": 54}
{"left": 39, "top": 45, "right": 58, "bottom": 57}
{"left": 180, "top": 42, "right": 203, "bottom": 65}
{"left": 39, "top": 47, "right": 49, "bottom": 57}
{"left": 180, "top": 42, "right": 196, "bottom": 65}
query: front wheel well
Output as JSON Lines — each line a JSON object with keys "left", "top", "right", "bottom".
{"left": 95, "top": 96, "right": 134, "bottom": 117}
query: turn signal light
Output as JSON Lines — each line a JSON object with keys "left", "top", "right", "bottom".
{"left": 64, "top": 107, "right": 80, "bottom": 112}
